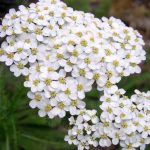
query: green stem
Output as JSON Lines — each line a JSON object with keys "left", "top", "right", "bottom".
{"left": 12, "top": 118, "right": 18, "bottom": 150}
{"left": 4, "top": 126, "right": 10, "bottom": 150}
{"left": 21, "top": 134, "right": 58, "bottom": 145}
{"left": 22, "top": 134, "right": 50, "bottom": 143}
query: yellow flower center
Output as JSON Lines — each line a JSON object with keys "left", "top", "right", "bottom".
{"left": 35, "top": 94, "right": 42, "bottom": 101}
{"left": 77, "top": 84, "right": 83, "bottom": 91}
{"left": 50, "top": 91, "right": 56, "bottom": 98}
{"left": 17, "top": 63, "right": 24, "bottom": 69}
{"left": 17, "top": 48, "right": 23, "bottom": 54}
{"left": 44, "top": 78, "right": 52, "bottom": 85}
{"left": 71, "top": 100, "right": 77, "bottom": 106}
{"left": 33, "top": 80, "right": 40, "bottom": 86}
{"left": 7, "top": 52, "right": 14, "bottom": 58}
{"left": 79, "top": 69, "right": 86, "bottom": 76}
{"left": 58, "top": 102, "right": 65, "bottom": 109}
{"left": 80, "top": 40, "right": 87, "bottom": 47}
{"left": 45, "top": 104, "right": 52, "bottom": 112}
{"left": 58, "top": 77, "right": 66, "bottom": 84}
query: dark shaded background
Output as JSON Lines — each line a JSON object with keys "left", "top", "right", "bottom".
{"left": 0, "top": 0, "right": 150, "bottom": 150}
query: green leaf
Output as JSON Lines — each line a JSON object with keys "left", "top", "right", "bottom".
{"left": 94, "top": 0, "right": 113, "bottom": 17}
{"left": 64, "top": 0, "right": 90, "bottom": 12}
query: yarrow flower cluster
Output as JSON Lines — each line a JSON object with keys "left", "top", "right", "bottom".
{"left": 0, "top": 0, "right": 149, "bottom": 149}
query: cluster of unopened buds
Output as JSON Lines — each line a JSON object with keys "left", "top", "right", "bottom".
{"left": 0, "top": 0, "right": 149, "bottom": 149}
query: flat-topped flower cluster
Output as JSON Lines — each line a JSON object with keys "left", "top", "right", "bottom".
{"left": 0, "top": 0, "right": 149, "bottom": 149}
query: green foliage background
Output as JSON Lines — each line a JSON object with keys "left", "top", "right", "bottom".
{"left": 0, "top": 0, "right": 150, "bottom": 150}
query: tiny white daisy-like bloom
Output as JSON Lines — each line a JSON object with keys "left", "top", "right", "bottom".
{"left": 77, "top": 53, "right": 99, "bottom": 70}
{"left": 84, "top": 123, "right": 96, "bottom": 135}
{"left": 61, "top": 78, "right": 77, "bottom": 99}
{"left": 114, "top": 107, "right": 132, "bottom": 123}
{"left": 32, "top": 25, "right": 45, "bottom": 41}
{"left": 138, "top": 136, "right": 150, "bottom": 150}
{"left": 44, "top": 88, "right": 59, "bottom": 99}
{"left": 51, "top": 97, "right": 69, "bottom": 118}
{"left": 10, "top": 60, "right": 29, "bottom": 77}
{"left": 76, "top": 77, "right": 94, "bottom": 99}
{"left": 13, "top": 41, "right": 29, "bottom": 61}
{"left": 106, "top": 64, "right": 121, "bottom": 84}
{"left": 0, "top": 48, "right": 6, "bottom": 62}
{"left": 72, "top": 124, "right": 84, "bottom": 136}
{"left": 100, "top": 102, "right": 114, "bottom": 121}
{"left": 140, "top": 123, "right": 150, "bottom": 138}
{"left": 0, "top": 20, "right": 13, "bottom": 37}
{"left": 68, "top": 47, "right": 83, "bottom": 64}
{"left": 13, "top": 21, "right": 29, "bottom": 35}
{"left": 64, "top": 130, "right": 79, "bottom": 145}
{"left": 34, "top": 12, "right": 50, "bottom": 26}
{"left": 43, "top": 22, "right": 58, "bottom": 37}
{"left": 95, "top": 124, "right": 112, "bottom": 147}
{"left": 86, "top": 135, "right": 98, "bottom": 147}
{"left": 78, "top": 138, "right": 90, "bottom": 150}
{"left": 24, "top": 74, "right": 44, "bottom": 92}
{"left": 38, "top": 100, "right": 54, "bottom": 118}
{"left": 27, "top": 91, "right": 45, "bottom": 109}
{"left": 109, "top": 129, "right": 126, "bottom": 145}
{"left": 3, "top": 51, "right": 15, "bottom": 66}
{"left": 88, "top": 110, "right": 99, "bottom": 124}
{"left": 40, "top": 62, "right": 59, "bottom": 76}
{"left": 69, "top": 99, "right": 86, "bottom": 115}
{"left": 72, "top": 66, "right": 93, "bottom": 80}
{"left": 28, "top": 46, "right": 41, "bottom": 63}
{"left": 16, "top": 33, "right": 37, "bottom": 49}
{"left": 29, "top": 62, "right": 42, "bottom": 76}
{"left": 120, "top": 139, "right": 139, "bottom": 150}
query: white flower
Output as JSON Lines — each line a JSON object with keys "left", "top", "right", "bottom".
{"left": 141, "top": 123, "right": 150, "bottom": 138}
{"left": 38, "top": 100, "right": 54, "bottom": 118}
{"left": 76, "top": 77, "right": 93, "bottom": 99}
{"left": 78, "top": 138, "right": 90, "bottom": 150}
{"left": 72, "top": 66, "right": 93, "bottom": 79}
{"left": 51, "top": 97, "right": 69, "bottom": 118}
{"left": 0, "top": 21, "right": 13, "bottom": 37}
{"left": 40, "top": 61, "right": 59, "bottom": 75}
{"left": 84, "top": 123, "right": 96, "bottom": 135}
{"left": 43, "top": 21, "right": 58, "bottom": 37}
{"left": 13, "top": 41, "right": 29, "bottom": 61}
{"left": 10, "top": 60, "right": 29, "bottom": 77}
{"left": 17, "top": 33, "right": 37, "bottom": 49}
{"left": 29, "top": 63, "right": 42, "bottom": 76}
{"left": 34, "top": 13, "right": 50, "bottom": 26}
{"left": 65, "top": 130, "right": 79, "bottom": 145}
{"left": 109, "top": 129, "right": 126, "bottom": 145}
{"left": 69, "top": 99, "right": 86, "bottom": 115}
{"left": 61, "top": 78, "right": 77, "bottom": 98}
{"left": 100, "top": 102, "right": 114, "bottom": 121}
{"left": 3, "top": 52, "right": 15, "bottom": 66}
{"left": 138, "top": 137, "right": 150, "bottom": 150}
{"left": 96, "top": 125, "right": 112, "bottom": 147}
{"left": 120, "top": 139, "right": 139, "bottom": 150}
{"left": 24, "top": 74, "right": 44, "bottom": 92}
{"left": 27, "top": 91, "right": 45, "bottom": 108}
{"left": 86, "top": 135, "right": 98, "bottom": 147}
{"left": 106, "top": 64, "right": 121, "bottom": 84}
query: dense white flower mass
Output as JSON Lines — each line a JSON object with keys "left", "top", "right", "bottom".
{"left": 0, "top": 0, "right": 149, "bottom": 149}
{"left": 99, "top": 89, "right": 150, "bottom": 150}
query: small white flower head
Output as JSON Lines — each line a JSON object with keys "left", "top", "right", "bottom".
{"left": 65, "top": 109, "right": 99, "bottom": 150}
